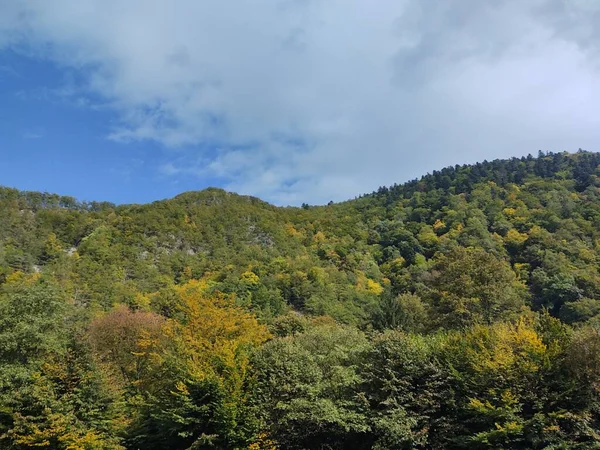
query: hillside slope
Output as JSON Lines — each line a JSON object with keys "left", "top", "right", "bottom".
{"left": 3, "top": 150, "right": 600, "bottom": 325}
{"left": 4, "top": 151, "right": 600, "bottom": 448}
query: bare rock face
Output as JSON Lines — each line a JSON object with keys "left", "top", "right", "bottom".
{"left": 248, "top": 224, "right": 274, "bottom": 248}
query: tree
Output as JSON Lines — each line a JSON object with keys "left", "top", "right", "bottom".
{"left": 127, "top": 280, "right": 270, "bottom": 449}
{"left": 253, "top": 323, "right": 371, "bottom": 449}
{"left": 88, "top": 304, "right": 166, "bottom": 392}
{"left": 361, "top": 331, "right": 451, "bottom": 449}
{"left": 559, "top": 298, "right": 600, "bottom": 324}
{"left": 0, "top": 274, "right": 125, "bottom": 449}
{"left": 423, "top": 247, "right": 527, "bottom": 328}
{"left": 372, "top": 291, "right": 428, "bottom": 332}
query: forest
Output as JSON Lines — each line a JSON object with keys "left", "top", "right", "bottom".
{"left": 2, "top": 150, "right": 600, "bottom": 449}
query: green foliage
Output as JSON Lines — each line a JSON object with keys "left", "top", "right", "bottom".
{"left": 372, "top": 291, "right": 429, "bottom": 332}
{"left": 559, "top": 298, "right": 600, "bottom": 324}
{"left": 361, "top": 331, "right": 451, "bottom": 449}
{"left": 0, "top": 275, "right": 125, "bottom": 449}
{"left": 4, "top": 151, "right": 600, "bottom": 448}
{"left": 252, "top": 322, "right": 371, "bottom": 449}
{"left": 423, "top": 246, "right": 527, "bottom": 328}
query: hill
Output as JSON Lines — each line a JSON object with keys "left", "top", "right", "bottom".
{"left": 3, "top": 150, "right": 600, "bottom": 324}
{"left": 3, "top": 150, "right": 600, "bottom": 448}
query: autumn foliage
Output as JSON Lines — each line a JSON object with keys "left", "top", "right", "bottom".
{"left": 3, "top": 152, "right": 600, "bottom": 447}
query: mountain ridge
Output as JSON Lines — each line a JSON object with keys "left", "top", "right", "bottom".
{"left": 4, "top": 150, "right": 600, "bottom": 448}
{"left": 2, "top": 149, "right": 600, "bottom": 322}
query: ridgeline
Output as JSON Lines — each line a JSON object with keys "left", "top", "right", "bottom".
{"left": 3, "top": 150, "right": 600, "bottom": 448}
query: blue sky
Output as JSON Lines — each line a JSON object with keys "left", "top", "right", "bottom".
{"left": 0, "top": 51, "right": 221, "bottom": 204}
{"left": 1, "top": 1, "right": 600, "bottom": 206}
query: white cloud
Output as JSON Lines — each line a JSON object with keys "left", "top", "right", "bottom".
{"left": 1, "top": 0, "right": 600, "bottom": 204}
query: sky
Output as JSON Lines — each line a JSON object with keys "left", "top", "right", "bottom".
{"left": 0, "top": 0, "right": 599, "bottom": 206}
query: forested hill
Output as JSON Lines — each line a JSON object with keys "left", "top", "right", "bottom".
{"left": 4, "top": 150, "right": 600, "bottom": 323}
{"left": 3, "top": 150, "right": 600, "bottom": 448}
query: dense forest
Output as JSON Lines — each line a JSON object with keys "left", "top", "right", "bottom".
{"left": 3, "top": 150, "right": 600, "bottom": 449}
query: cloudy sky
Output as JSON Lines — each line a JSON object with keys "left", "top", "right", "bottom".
{"left": 0, "top": 0, "right": 599, "bottom": 205}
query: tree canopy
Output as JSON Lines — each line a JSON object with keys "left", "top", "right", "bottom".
{"left": 3, "top": 150, "right": 600, "bottom": 448}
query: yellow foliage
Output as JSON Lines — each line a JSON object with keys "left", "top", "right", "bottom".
{"left": 505, "top": 228, "right": 528, "bottom": 246}
{"left": 12, "top": 409, "right": 124, "bottom": 450}
{"left": 312, "top": 231, "right": 326, "bottom": 244}
{"left": 495, "top": 421, "right": 523, "bottom": 433}
{"left": 183, "top": 214, "right": 197, "bottom": 229}
{"left": 165, "top": 282, "right": 271, "bottom": 396}
{"left": 176, "top": 274, "right": 216, "bottom": 295}
{"left": 44, "top": 233, "right": 63, "bottom": 258}
{"left": 387, "top": 257, "right": 406, "bottom": 272}
{"left": 528, "top": 225, "right": 547, "bottom": 239}
{"left": 249, "top": 432, "right": 278, "bottom": 450}
{"left": 467, "top": 318, "right": 547, "bottom": 375}
{"left": 240, "top": 270, "right": 260, "bottom": 285}
{"left": 285, "top": 223, "right": 303, "bottom": 237}
{"left": 433, "top": 219, "right": 446, "bottom": 231}
{"left": 513, "top": 263, "right": 530, "bottom": 281}
{"left": 503, "top": 207, "right": 517, "bottom": 217}
{"left": 514, "top": 263, "right": 529, "bottom": 272}
{"left": 468, "top": 397, "right": 493, "bottom": 412}
{"left": 500, "top": 389, "right": 519, "bottom": 407}
{"left": 308, "top": 267, "right": 326, "bottom": 285}
{"left": 355, "top": 273, "right": 384, "bottom": 295}
{"left": 132, "top": 292, "right": 151, "bottom": 310}
{"left": 366, "top": 279, "right": 384, "bottom": 295}
{"left": 4, "top": 270, "right": 40, "bottom": 286}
